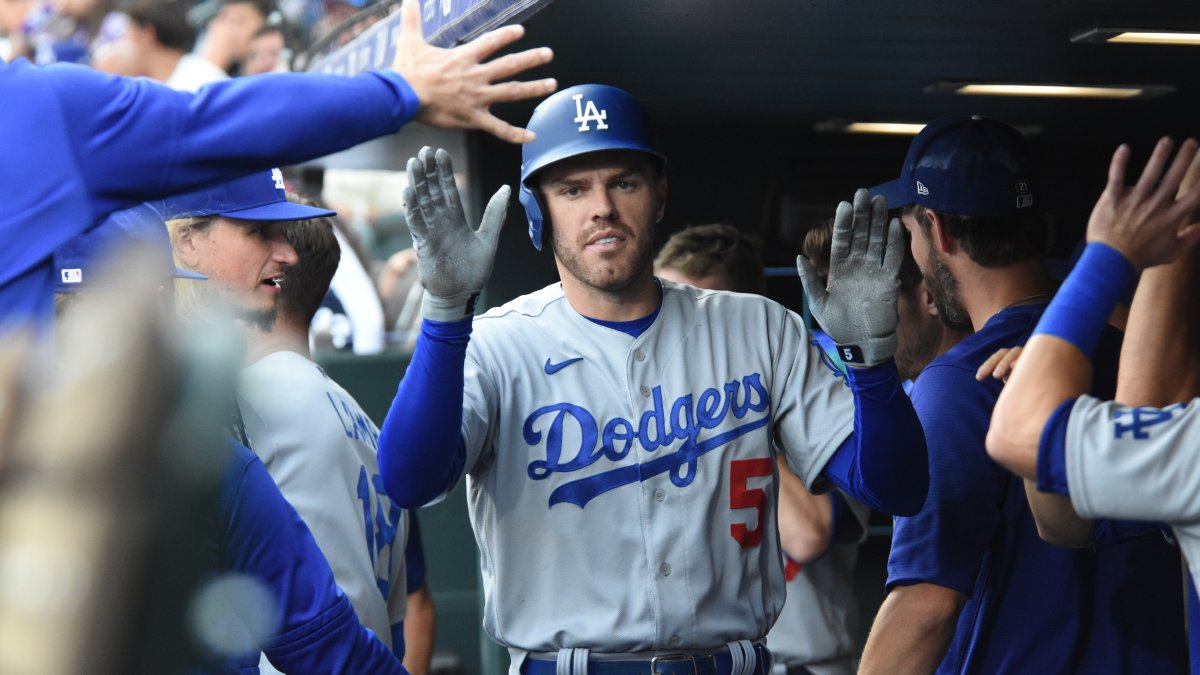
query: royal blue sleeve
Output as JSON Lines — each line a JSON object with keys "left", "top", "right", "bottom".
{"left": 819, "top": 360, "right": 928, "bottom": 517}
{"left": 882, "top": 364, "right": 1005, "bottom": 593}
{"left": 1036, "top": 398, "right": 1076, "bottom": 496}
{"left": 42, "top": 62, "right": 419, "bottom": 218}
{"left": 377, "top": 318, "right": 471, "bottom": 508}
{"left": 220, "top": 440, "right": 407, "bottom": 674}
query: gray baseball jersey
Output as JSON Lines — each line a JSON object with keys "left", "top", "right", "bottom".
{"left": 458, "top": 280, "right": 855, "bottom": 668}
{"left": 238, "top": 351, "right": 407, "bottom": 670}
{"left": 765, "top": 491, "right": 870, "bottom": 675}
{"left": 1064, "top": 395, "right": 1199, "bottom": 583}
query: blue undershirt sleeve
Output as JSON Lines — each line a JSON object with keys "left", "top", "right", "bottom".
{"left": 221, "top": 439, "right": 406, "bottom": 674}
{"left": 819, "top": 360, "right": 929, "bottom": 517}
{"left": 1037, "top": 398, "right": 1077, "bottom": 496}
{"left": 377, "top": 318, "right": 471, "bottom": 508}
{"left": 45, "top": 63, "right": 419, "bottom": 217}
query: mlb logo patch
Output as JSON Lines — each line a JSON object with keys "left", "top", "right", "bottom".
{"left": 61, "top": 268, "right": 82, "bottom": 284}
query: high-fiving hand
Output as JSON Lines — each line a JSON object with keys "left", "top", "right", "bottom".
{"left": 404, "top": 146, "right": 509, "bottom": 321}
{"left": 797, "top": 189, "right": 904, "bottom": 368}
{"left": 391, "top": 0, "right": 556, "bottom": 144}
{"left": 1087, "top": 137, "right": 1200, "bottom": 270}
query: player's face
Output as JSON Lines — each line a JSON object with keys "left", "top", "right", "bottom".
{"left": 540, "top": 151, "right": 666, "bottom": 296}
{"left": 182, "top": 217, "right": 297, "bottom": 325}
{"left": 902, "top": 209, "right": 971, "bottom": 331}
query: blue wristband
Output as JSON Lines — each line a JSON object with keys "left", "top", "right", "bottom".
{"left": 1033, "top": 242, "right": 1136, "bottom": 357}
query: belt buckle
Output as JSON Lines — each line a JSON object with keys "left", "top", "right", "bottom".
{"left": 650, "top": 653, "right": 698, "bottom": 675}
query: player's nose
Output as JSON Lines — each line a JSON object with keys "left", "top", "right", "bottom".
{"left": 274, "top": 239, "right": 299, "bottom": 266}
{"left": 588, "top": 189, "right": 616, "bottom": 221}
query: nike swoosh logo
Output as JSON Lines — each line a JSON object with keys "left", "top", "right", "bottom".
{"left": 544, "top": 357, "right": 583, "bottom": 375}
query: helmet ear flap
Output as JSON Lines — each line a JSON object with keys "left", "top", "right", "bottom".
{"left": 519, "top": 180, "right": 546, "bottom": 251}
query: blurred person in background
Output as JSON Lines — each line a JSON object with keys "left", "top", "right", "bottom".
{"left": 199, "top": 0, "right": 273, "bottom": 75}
{"left": 93, "top": 0, "right": 228, "bottom": 91}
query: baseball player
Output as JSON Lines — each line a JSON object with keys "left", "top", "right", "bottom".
{"left": 654, "top": 222, "right": 873, "bottom": 675}
{"left": 858, "top": 116, "right": 1186, "bottom": 674}
{"left": 404, "top": 513, "right": 436, "bottom": 675}
{"left": 1, "top": 0, "right": 554, "bottom": 325}
{"left": 157, "top": 172, "right": 409, "bottom": 668}
{"left": 375, "top": 84, "right": 929, "bottom": 675}
{"left": 986, "top": 139, "right": 1200, "bottom": 656}
{"left": 53, "top": 204, "right": 409, "bottom": 673}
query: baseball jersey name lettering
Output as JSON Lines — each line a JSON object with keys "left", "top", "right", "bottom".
{"left": 327, "top": 392, "right": 380, "bottom": 451}
{"left": 523, "top": 373, "right": 770, "bottom": 508}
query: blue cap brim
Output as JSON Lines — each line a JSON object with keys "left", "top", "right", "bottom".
{"left": 868, "top": 178, "right": 912, "bottom": 211}
{"left": 216, "top": 201, "right": 336, "bottom": 221}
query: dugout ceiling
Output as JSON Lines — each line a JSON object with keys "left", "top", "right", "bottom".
{"left": 469, "top": 0, "right": 1200, "bottom": 297}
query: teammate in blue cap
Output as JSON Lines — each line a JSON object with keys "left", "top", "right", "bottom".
{"left": 1, "top": 0, "right": 555, "bottom": 326}
{"left": 859, "top": 116, "right": 1187, "bottom": 674}
{"left": 53, "top": 200, "right": 410, "bottom": 674}
{"left": 373, "top": 84, "right": 928, "bottom": 674}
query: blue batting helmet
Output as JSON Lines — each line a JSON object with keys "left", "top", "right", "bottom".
{"left": 519, "top": 84, "right": 665, "bottom": 251}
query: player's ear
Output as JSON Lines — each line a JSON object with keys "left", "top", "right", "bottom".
{"left": 925, "top": 209, "right": 955, "bottom": 255}
{"left": 920, "top": 280, "right": 938, "bottom": 317}
{"left": 172, "top": 223, "right": 202, "bottom": 269}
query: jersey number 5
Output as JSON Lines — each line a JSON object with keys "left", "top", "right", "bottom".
{"left": 730, "top": 457, "right": 772, "bottom": 548}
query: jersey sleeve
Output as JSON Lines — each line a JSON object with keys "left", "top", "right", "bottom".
{"left": 461, "top": 338, "right": 502, "bottom": 478}
{"left": 1066, "top": 394, "right": 1200, "bottom": 523}
{"left": 42, "top": 62, "right": 418, "bottom": 217}
{"left": 219, "top": 440, "right": 406, "bottom": 674}
{"left": 771, "top": 309, "right": 857, "bottom": 487}
{"left": 885, "top": 364, "right": 1006, "bottom": 593}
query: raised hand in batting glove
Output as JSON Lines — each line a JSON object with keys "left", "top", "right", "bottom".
{"left": 405, "top": 146, "right": 509, "bottom": 322}
{"left": 797, "top": 189, "right": 903, "bottom": 368}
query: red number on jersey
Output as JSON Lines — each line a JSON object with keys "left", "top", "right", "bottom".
{"left": 729, "top": 457, "right": 773, "bottom": 548}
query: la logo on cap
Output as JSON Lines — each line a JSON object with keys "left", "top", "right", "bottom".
{"left": 271, "top": 168, "right": 285, "bottom": 190}
{"left": 572, "top": 93, "right": 608, "bottom": 132}
{"left": 61, "top": 268, "right": 82, "bottom": 284}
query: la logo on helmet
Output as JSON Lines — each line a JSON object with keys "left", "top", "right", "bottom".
{"left": 271, "top": 168, "right": 285, "bottom": 190}
{"left": 572, "top": 94, "right": 608, "bottom": 132}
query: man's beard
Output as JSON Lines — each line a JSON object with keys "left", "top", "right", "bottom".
{"left": 550, "top": 225, "right": 655, "bottom": 294}
{"left": 924, "top": 244, "right": 972, "bottom": 331}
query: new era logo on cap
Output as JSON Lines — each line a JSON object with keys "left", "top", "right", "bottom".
{"left": 916, "top": 181, "right": 929, "bottom": 196}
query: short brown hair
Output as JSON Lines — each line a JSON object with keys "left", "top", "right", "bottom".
{"left": 654, "top": 223, "right": 765, "bottom": 294}
{"left": 280, "top": 195, "right": 341, "bottom": 325}
{"left": 912, "top": 204, "right": 1050, "bottom": 268}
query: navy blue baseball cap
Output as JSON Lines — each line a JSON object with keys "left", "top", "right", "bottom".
{"left": 158, "top": 168, "right": 336, "bottom": 221}
{"left": 55, "top": 203, "right": 207, "bottom": 293}
{"left": 869, "top": 115, "right": 1037, "bottom": 217}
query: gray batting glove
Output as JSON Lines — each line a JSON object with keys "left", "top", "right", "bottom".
{"left": 797, "top": 189, "right": 903, "bottom": 368}
{"left": 404, "top": 146, "right": 508, "bottom": 322}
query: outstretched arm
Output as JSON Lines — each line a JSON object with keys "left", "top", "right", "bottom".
{"left": 799, "top": 189, "right": 928, "bottom": 516}
{"left": 377, "top": 148, "right": 507, "bottom": 506}
{"left": 988, "top": 138, "right": 1200, "bottom": 480}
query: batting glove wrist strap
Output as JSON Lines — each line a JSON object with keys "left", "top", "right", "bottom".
{"left": 798, "top": 189, "right": 903, "bottom": 369}
{"left": 422, "top": 291, "right": 480, "bottom": 322}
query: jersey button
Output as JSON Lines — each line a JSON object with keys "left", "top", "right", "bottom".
{"left": 654, "top": 489, "right": 666, "bottom": 502}
{"left": 640, "top": 385, "right": 651, "bottom": 397}
{"left": 634, "top": 349, "right": 646, "bottom": 362}
{"left": 668, "top": 636, "right": 681, "bottom": 648}
{"left": 660, "top": 562, "right": 672, "bottom": 576}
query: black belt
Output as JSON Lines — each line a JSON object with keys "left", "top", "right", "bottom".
{"left": 521, "top": 644, "right": 770, "bottom": 675}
